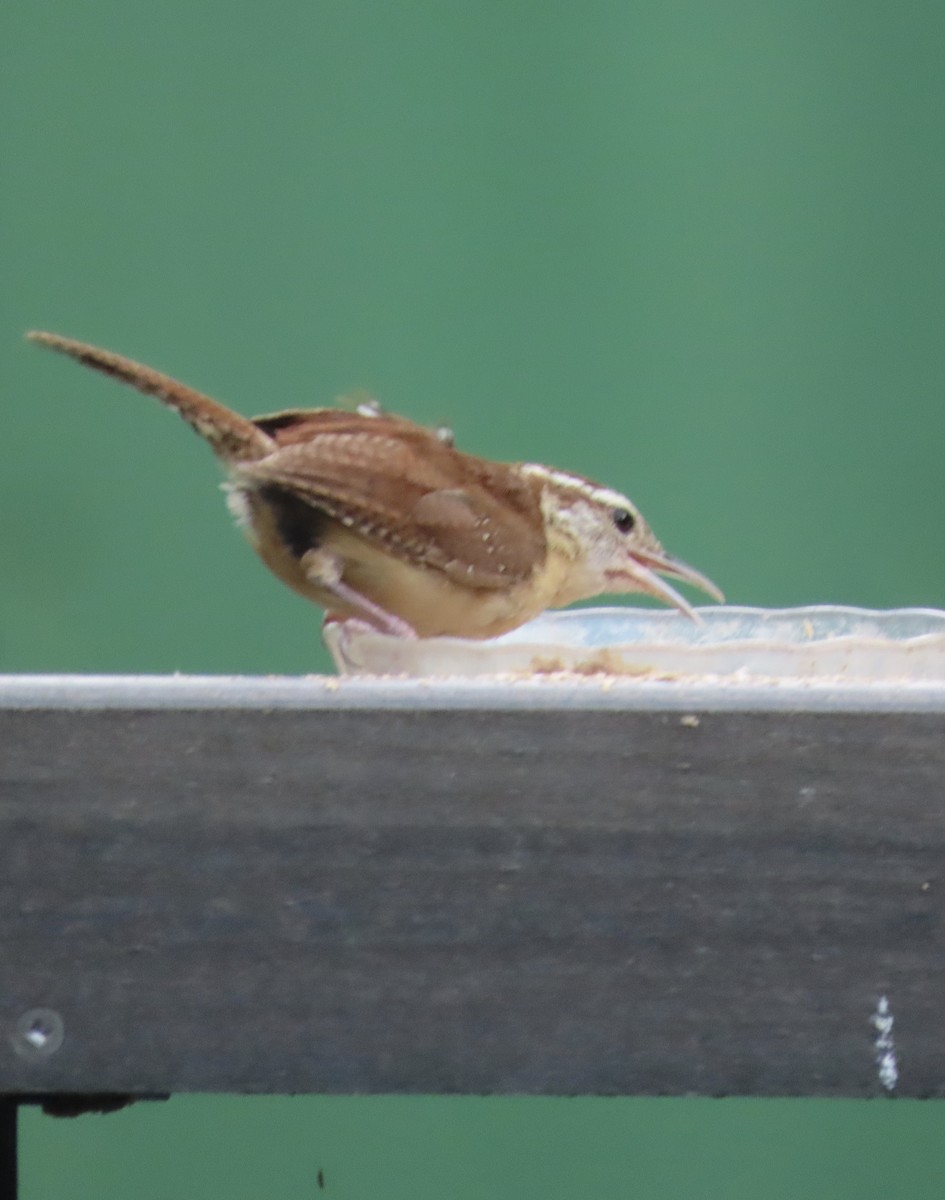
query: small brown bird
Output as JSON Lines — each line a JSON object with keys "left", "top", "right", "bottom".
{"left": 28, "top": 331, "right": 723, "bottom": 638}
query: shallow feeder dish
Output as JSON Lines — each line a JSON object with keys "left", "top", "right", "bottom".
{"left": 323, "top": 605, "right": 945, "bottom": 681}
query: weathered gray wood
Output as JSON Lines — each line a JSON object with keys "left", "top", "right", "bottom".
{"left": 1, "top": 676, "right": 944, "bottom": 1097}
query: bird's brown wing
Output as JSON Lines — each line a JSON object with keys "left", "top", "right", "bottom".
{"left": 237, "top": 421, "right": 546, "bottom": 587}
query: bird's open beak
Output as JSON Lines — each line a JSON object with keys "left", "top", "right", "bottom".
{"left": 608, "top": 550, "right": 725, "bottom": 621}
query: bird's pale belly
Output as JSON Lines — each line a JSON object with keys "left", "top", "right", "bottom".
{"left": 238, "top": 493, "right": 557, "bottom": 639}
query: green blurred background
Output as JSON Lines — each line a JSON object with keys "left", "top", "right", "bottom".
{"left": 2, "top": 0, "right": 944, "bottom": 1195}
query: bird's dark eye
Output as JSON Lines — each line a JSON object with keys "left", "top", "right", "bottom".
{"left": 612, "top": 507, "right": 636, "bottom": 534}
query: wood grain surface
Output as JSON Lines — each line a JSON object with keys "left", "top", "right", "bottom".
{"left": 1, "top": 681, "right": 943, "bottom": 1097}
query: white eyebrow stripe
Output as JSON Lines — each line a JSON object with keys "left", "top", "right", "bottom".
{"left": 519, "top": 464, "right": 635, "bottom": 512}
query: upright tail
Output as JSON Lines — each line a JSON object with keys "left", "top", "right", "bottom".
{"left": 27, "top": 331, "right": 274, "bottom": 463}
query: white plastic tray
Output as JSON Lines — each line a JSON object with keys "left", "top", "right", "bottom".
{"left": 323, "top": 605, "right": 945, "bottom": 680}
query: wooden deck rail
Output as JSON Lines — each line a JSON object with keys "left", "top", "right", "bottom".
{"left": 2, "top": 673, "right": 944, "bottom": 1114}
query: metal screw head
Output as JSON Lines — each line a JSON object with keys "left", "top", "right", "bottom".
{"left": 11, "top": 1008, "right": 64, "bottom": 1059}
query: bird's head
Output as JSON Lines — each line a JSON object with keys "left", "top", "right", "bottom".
{"left": 521, "top": 465, "right": 723, "bottom": 619}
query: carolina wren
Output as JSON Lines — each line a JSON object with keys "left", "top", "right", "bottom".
{"left": 28, "top": 331, "right": 723, "bottom": 639}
